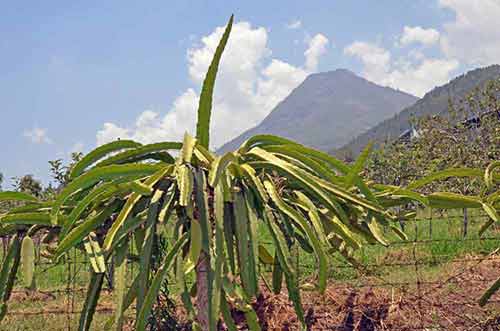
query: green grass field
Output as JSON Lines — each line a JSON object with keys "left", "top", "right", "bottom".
{"left": 1, "top": 209, "right": 499, "bottom": 330}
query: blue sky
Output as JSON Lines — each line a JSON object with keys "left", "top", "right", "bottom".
{"left": 1, "top": 0, "right": 498, "bottom": 187}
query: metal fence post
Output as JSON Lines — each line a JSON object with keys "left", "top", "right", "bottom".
{"left": 463, "top": 208, "right": 468, "bottom": 238}
{"left": 428, "top": 208, "right": 433, "bottom": 239}
{"left": 398, "top": 207, "right": 405, "bottom": 232}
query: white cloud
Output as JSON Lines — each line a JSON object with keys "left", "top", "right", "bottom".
{"left": 439, "top": 0, "right": 500, "bottom": 66}
{"left": 69, "top": 142, "right": 85, "bottom": 154}
{"left": 97, "top": 90, "right": 200, "bottom": 146}
{"left": 344, "top": 42, "right": 391, "bottom": 81}
{"left": 97, "top": 21, "right": 329, "bottom": 148}
{"left": 304, "top": 34, "right": 329, "bottom": 71}
{"left": 381, "top": 57, "right": 458, "bottom": 97}
{"left": 53, "top": 141, "right": 86, "bottom": 163}
{"left": 286, "top": 19, "right": 302, "bottom": 30}
{"left": 343, "top": 1, "right": 500, "bottom": 97}
{"left": 399, "top": 26, "right": 440, "bottom": 46}
{"left": 96, "top": 123, "right": 130, "bottom": 145}
{"left": 344, "top": 0, "right": 500, "bottom": 96}
{"left": 344, "top": 41, "right": 458, "bottom": 97}
{"left": 23, "top": 127, "right": 52, "bottom": 144}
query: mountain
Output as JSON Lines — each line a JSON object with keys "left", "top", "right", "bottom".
{"left": 338, "top": 65, "right": 500, "bottom": 157}
{"left": 218, "top": 69, "right": 418, "bottom": 153}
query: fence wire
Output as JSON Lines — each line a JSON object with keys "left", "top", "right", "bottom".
{"left": 1, "top": 210, "right": 499, "bottom": 331}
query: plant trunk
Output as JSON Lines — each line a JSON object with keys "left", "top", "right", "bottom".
{"left": 195, "top": 251, "right": 210, "bottom": 329}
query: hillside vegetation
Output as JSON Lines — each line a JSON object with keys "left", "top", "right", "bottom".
{"left": 338, "top": 65, "right": 500, "bottom": 157}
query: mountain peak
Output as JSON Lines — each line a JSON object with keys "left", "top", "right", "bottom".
{"left": 307, "top": 68, "right": 357, "bottom": 78}
{"left": 304, "top": 69, "right": 368, "bottom": 84}
{"left": 302, "top": 69, "right": 416, "bottom": 99}
{"left": 218, "top": 69, "right": 418, "bottom": 153}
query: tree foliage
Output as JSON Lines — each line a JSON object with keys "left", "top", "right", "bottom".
{"left": 366, "top": 79, "right": 500, "bottom": 195}
{"left": 49, "top": 152, "right": 83, "bottom": 188}
{"left": 340, "top": 65, "right": 500, "bottom": 157}
{"left": 11, "top": 175, "right": 43, "bottom": 198}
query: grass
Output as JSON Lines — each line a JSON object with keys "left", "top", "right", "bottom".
{"left": 0, "top": 291, "right": 114, "bottom": 331}
{"left": 257, "top": 208, "right": 499, "bottom": 283}
{"left": 1, "top": 209, "right": 499, "bottom": 330}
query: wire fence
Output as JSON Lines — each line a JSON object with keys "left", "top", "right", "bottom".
{"left": 1, "top": 209, "right": 500, "bottom": 330}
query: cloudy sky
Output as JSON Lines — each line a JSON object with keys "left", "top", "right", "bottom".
{"left": 1, "top": 0, "right": 499, "bottom": 186}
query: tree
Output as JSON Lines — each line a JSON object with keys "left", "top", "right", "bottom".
{"left": 49, "top": 152, "right": 84, "bottom": 188}
{"left": 366, "top": 79, "right": 500, "bottom": 196}
{"left": 0, "top": 16, "right": 499, "bottom": 331}
{"left": 12, "top": 175, "right": 43, "bottom": 197}
{"left": 364, "top": 81, "right": 500, "bottom": 303}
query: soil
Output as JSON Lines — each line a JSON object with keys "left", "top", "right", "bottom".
{"left": 7, "top": 255, "right": 500, "bottom": 331}
{"left": 220, "top": 255, "right": 500, "bottom": 331}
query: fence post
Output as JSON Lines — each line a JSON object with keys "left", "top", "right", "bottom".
{"left": 414, "top": 216, "right": 418, "bottom": 241}
{"left": 1, "top": 237, "right": 6, "bottom": 258}
{"left": 398, "top": 207, "right": 405, "bottom": 232}
{"left": 295, "top": 243, "right": 300, "bottom": 285}
{"left": 463, "top": 208, "right": 468, "bottom": 238}
{"left": 107, "top": 260, "right": 115, "bottom": 290}
{"left": 428, "top": 208, "right": 433, "bottom": 239}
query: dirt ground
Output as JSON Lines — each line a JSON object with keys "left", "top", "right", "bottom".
{"left": 5, "top": 255, "right": 500, "bottom": 331}
{"left": 233, "top": 256, "right": 500, "bottom": 331}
